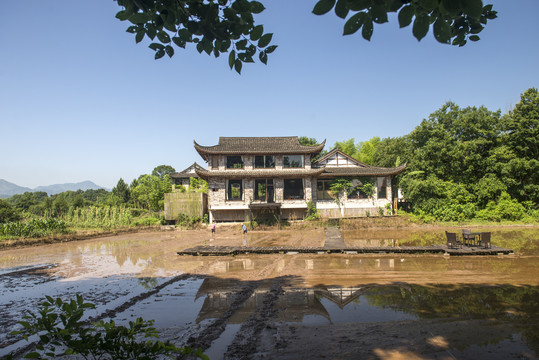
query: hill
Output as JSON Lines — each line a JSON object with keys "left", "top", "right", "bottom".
{"left": 0, "top": 179, "right": 107, "bottom": 198}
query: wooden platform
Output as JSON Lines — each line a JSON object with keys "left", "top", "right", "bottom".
{"left": 177, "top": 245, "right": 513, "bottom": 256}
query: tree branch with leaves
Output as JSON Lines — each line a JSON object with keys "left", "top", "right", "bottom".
{"left": 115, "top": 0, "right": 496, "bottom": 73}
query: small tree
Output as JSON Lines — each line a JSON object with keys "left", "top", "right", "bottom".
{"left": 112, "top": 178, "right": 130, "bottom": 204}
{"left": 329, "top": 178, "right": 353, "bottom": 216}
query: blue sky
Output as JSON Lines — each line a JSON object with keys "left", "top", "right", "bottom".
{"left": 1, "top": 0, "right": 538, "bottom": 189}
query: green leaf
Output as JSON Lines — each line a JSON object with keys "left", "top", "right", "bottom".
{"left": 135, "top": 30, "right": 145, "bottom": 43}
{"left": 420, "top": 0, "right": 438, "bottom": 11}
{"left": 259, "top": 51, "right": 268, "bottom": 64}
{"left": 149, "top": 43, "right": 164, "bottom": 51}
{"left": 398, "top": 5, "right": 415, "bottom": 28}
{"left": 387, "top": 0, "right": 403, "bottom": 12}
{"left": 250, "top": 1, "right": 265, "bottom": 14}
{"left": 129, "top": 13, "right": 149, "bottom": 24}
{"left": 371, "top": 6, "right": 388, "bottom": 24}
{"left": 343, "top": 12, "right": 365, "bottom": 35}
{"left": 362, "top": 18, "right": 373, "bottom": 40}
{"left": 347, "top": 0, "right": 371, "bottom": 11}
{"left": 126, "top": 26, "right": 138, "bottom": 34}
{"left": 441, "top": 0, "right": 460, "bottom": 16}
{"left": 469, "top": 35, "right": 480, "bottom": 41}
{"left": 116, "top": 10, "right": 131, "bottom": 21}
{"left": 462, "top": 0, "right": 483, "bottom": 18}
{"left": 250, "top": 25, "right": 264, "bottom": 41}
{"left": 258, "top": 33, "right": 273, "bottom": 48}
{"left": 412, "top": 13, "right": 429, "bottom": 41}
{"left": 234, "top": 59, "right": 242, "bottom": 74}
{"left": 265, "top": 45, "right": 278, "bottom": 53}
{"left": 165, "top": 45, "right": 174, "bottom": 57}
{"left": 178, "top": 29, "right": 192, "bottom": 42}
{"left": 236, "top": 39, "right": 248, "bottom": 50}
{"left": 312, "top": 0, "right": 336, "bottom": 15}
{"left": 229, "top": 50, "right": 236, "bottom": 69}
{"left": 203, "top": 39, "right": 213, "bottom": 55}
{"left": 146, "top": 24, "right": 156, "bottom": 40}
{"left": 335, "top": 0, "right": 349, "bottom": 19}
{"left": 172, "top": 37, "right": 186, "bottom": 48}
{"left": 433, "top": 18, "right": 451, "bottom": 44}
{"left": 157, "top": 31, "right": 171, "bottom": 43}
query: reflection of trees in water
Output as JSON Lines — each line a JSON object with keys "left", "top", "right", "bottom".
{"left": 138, "top": 277, "right": 159, "bottom": 289}
{"left": 364, "top": 284, "right": 539, "bottom": 354}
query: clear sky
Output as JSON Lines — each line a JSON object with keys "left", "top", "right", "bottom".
{"left": 1, "top": 1, "right": 538, "bottom": 189}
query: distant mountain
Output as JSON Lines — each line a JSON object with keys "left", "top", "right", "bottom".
{"left": 0, "top": 179, "right": 32, "bottom": 198}
{"left": 0, "top": 179, "right": 107, "bottom": 198}
{"left": 34, "top": 181, "right": 106, "bottom": 195}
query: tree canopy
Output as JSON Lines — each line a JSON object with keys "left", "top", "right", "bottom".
{"left": 152, "top": 165, "right": 176, "bottom": 179}
{"left": 115, "top": 0, "right": 497, "bottom": 73}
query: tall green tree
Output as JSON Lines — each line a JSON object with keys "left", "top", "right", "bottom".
{"left": 333, "top": 138, "right": 359, "bottom": 159}
{"left": 112, "top": 178, "right": 131, "bottom": 203}
{"left": 130, "top": 174, "right": 172, "bottom": 211}
{"left": 152, "top": 165, "right": 176, "bottom": 180}
{"left": 115, "top": 0, "right": 497, "bottom": 73}
{"left": 356, "top": 136, "right": 380, "bottom": 165}
{"left": 298, "top": 137, "right": 319, "bottom": 146}
{"left": 0, "top": 199, "right": 21, "bottom": 223}
{"left": 503, "top": 88, "right": 539, "bottom": 203}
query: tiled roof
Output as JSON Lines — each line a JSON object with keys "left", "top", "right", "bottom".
{"left": 320, "top": 163, "right": 407, "bottom": 177}
{"left": 195, "top": 168, "right": 325, "bottom": 180}
{"left": 170, "top": 162, "right": 205, "bottom": 179}
{"left": 194, "top": 137, "right": 326, "bottom": 160}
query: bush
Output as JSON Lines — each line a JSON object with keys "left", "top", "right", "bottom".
{"left": 476, "top": 192, "right": 527, "bottom": 221}
{"left": 0, "top": 199, "right": 21, "bottom": 223}
{"left": 1, "top": 218, "right": 68, "bottom": 238}
{"left": 304, "top": 200, "right": 319, "bottom": 221}
{"left": 10, "top": 295, "right": 207, "bottom": 359}
{"left": 131, "top": 216, "right": 162, "bottom": 227}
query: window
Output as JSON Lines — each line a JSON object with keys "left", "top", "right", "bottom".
{"left": 211, "top": 156, "right": 219, "bottom": 170}
{"left": 227, "top": 180, "right": 243, "bottom": 200}
{"left": 254, "top": 155, "right": 275, "bottom": 168}
{"left": 348, "top": 177, "right": 374, "bottom": 199}
{"left": 254, "top": 179, "right": 274, "bottom": 202}
{"left": 283, "top": 155, "right": 304, "bottom": 168}
{"left": 317, "top": 180, "right": 333, "bottom": 200}
{"left": 226, "top": 156, "right": 243, "bottom": 169}
{"left": 284, "top": 179, "right": 304, "bottom": 200}
{"left": 378, "top": 178, "right": 387, "bottom": 199}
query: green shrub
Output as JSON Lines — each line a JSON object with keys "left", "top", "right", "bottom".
{"left": 10, "top": 295, "right": 207, "bottom": 359}
{"left": 0, "top": 218, "right": 68, "bottom": 238}
{"left": 305, "top": 200, "right": 319, "bottom": 221}
{"left": 0, "top": 199, "right": 21, "bottom": 223}
{"left": 131, "top": 216, "right": 162, "bottom": 227}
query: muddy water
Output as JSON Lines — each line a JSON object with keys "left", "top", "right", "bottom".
{"left": 1, "top": 227, "right": 538, "bottom": 359}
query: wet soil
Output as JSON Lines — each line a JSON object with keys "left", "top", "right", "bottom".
{"left": 0, "top": 225, "right": 538, "bottom": 359}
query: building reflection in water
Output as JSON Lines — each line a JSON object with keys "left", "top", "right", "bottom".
{"left": 194, "top": 277, "right": 379, "bottom": 324}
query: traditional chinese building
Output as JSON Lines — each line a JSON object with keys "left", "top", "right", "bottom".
{"left": 193, "top": 136, "right": 406, "bottom": 223}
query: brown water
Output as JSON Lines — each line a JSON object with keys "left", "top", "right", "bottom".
{"left": 0, "top": 227, "right": 538, "bottom": 359}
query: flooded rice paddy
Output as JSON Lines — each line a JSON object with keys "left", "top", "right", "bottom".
{"left": 0, "top": 226, "right": 538, "bottom": 359}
